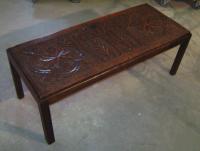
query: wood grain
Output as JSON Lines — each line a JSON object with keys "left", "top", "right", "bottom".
{"left": 7, "top": 4, "right": 191, "bottom": 103}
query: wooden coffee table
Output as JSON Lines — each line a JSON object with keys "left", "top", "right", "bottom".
{"left": 7, "top": 4, "right": 191, "bottom": 144}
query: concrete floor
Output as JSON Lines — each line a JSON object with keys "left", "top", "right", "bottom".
{"left": 0, "top": 0, "right": 200, "bottom": 150}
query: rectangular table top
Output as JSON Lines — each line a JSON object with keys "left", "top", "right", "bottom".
{"left": 7, "top": 4, "right": 190, "bottom": 103}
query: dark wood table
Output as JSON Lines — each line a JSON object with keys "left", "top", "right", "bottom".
{"left": 7, "top": 4, "right": 191, "bottom": 144}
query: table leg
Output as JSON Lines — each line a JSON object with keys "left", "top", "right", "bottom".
{"left": 170, "top": 35, "right": 191, "bottom": 75}
{"left": 38, "top": 102, "right": 55, "bottom": 144}
{"left": 8, "top": 60, "right": 24, "bottom": 99}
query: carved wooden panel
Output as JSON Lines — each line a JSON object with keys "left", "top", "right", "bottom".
{"left": 8, "top": 4, "right": 190, "bottom": 99}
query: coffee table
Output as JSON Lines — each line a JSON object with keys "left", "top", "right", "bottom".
{"left": 7, "top": 4, "right": 191, "bottom": 144}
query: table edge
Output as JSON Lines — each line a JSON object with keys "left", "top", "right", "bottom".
{"left": 6, "top": 3, "right": 192, "bottom": 104}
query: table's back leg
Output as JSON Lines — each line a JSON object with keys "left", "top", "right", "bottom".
{"left": 170, "top": 35, "right": 192, "bottom": 75}
{"left": 38, "top": 101, "right": 55, "bottom": 144}
{"left": 8, "top": 60, "right": 24, "bottom": 99}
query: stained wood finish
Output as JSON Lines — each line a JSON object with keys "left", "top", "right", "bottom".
{"left": 7, "top": 4, "right": 191, "bottom": 144}
{"left": 38, "top": 101, "right": 55, "bottom": 144}
{"left": 170, "top": 35, "right": 191, "bottom": 75}
{"left": 8, "top": 60, "right": 24, "bottom": 99}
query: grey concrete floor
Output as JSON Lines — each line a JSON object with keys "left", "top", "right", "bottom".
{"left": 0, "top": 0, "right": 200, "bottom": 150}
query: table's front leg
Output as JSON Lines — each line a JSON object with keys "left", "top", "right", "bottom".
{"left": 8, "top": 59, "right": 24, "bottom": 99}
{"left": 170, "top": 34, "right": 192, "bottom": 75}
{"left": 38, "top": 101, "right": 55, "bottom": 144}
